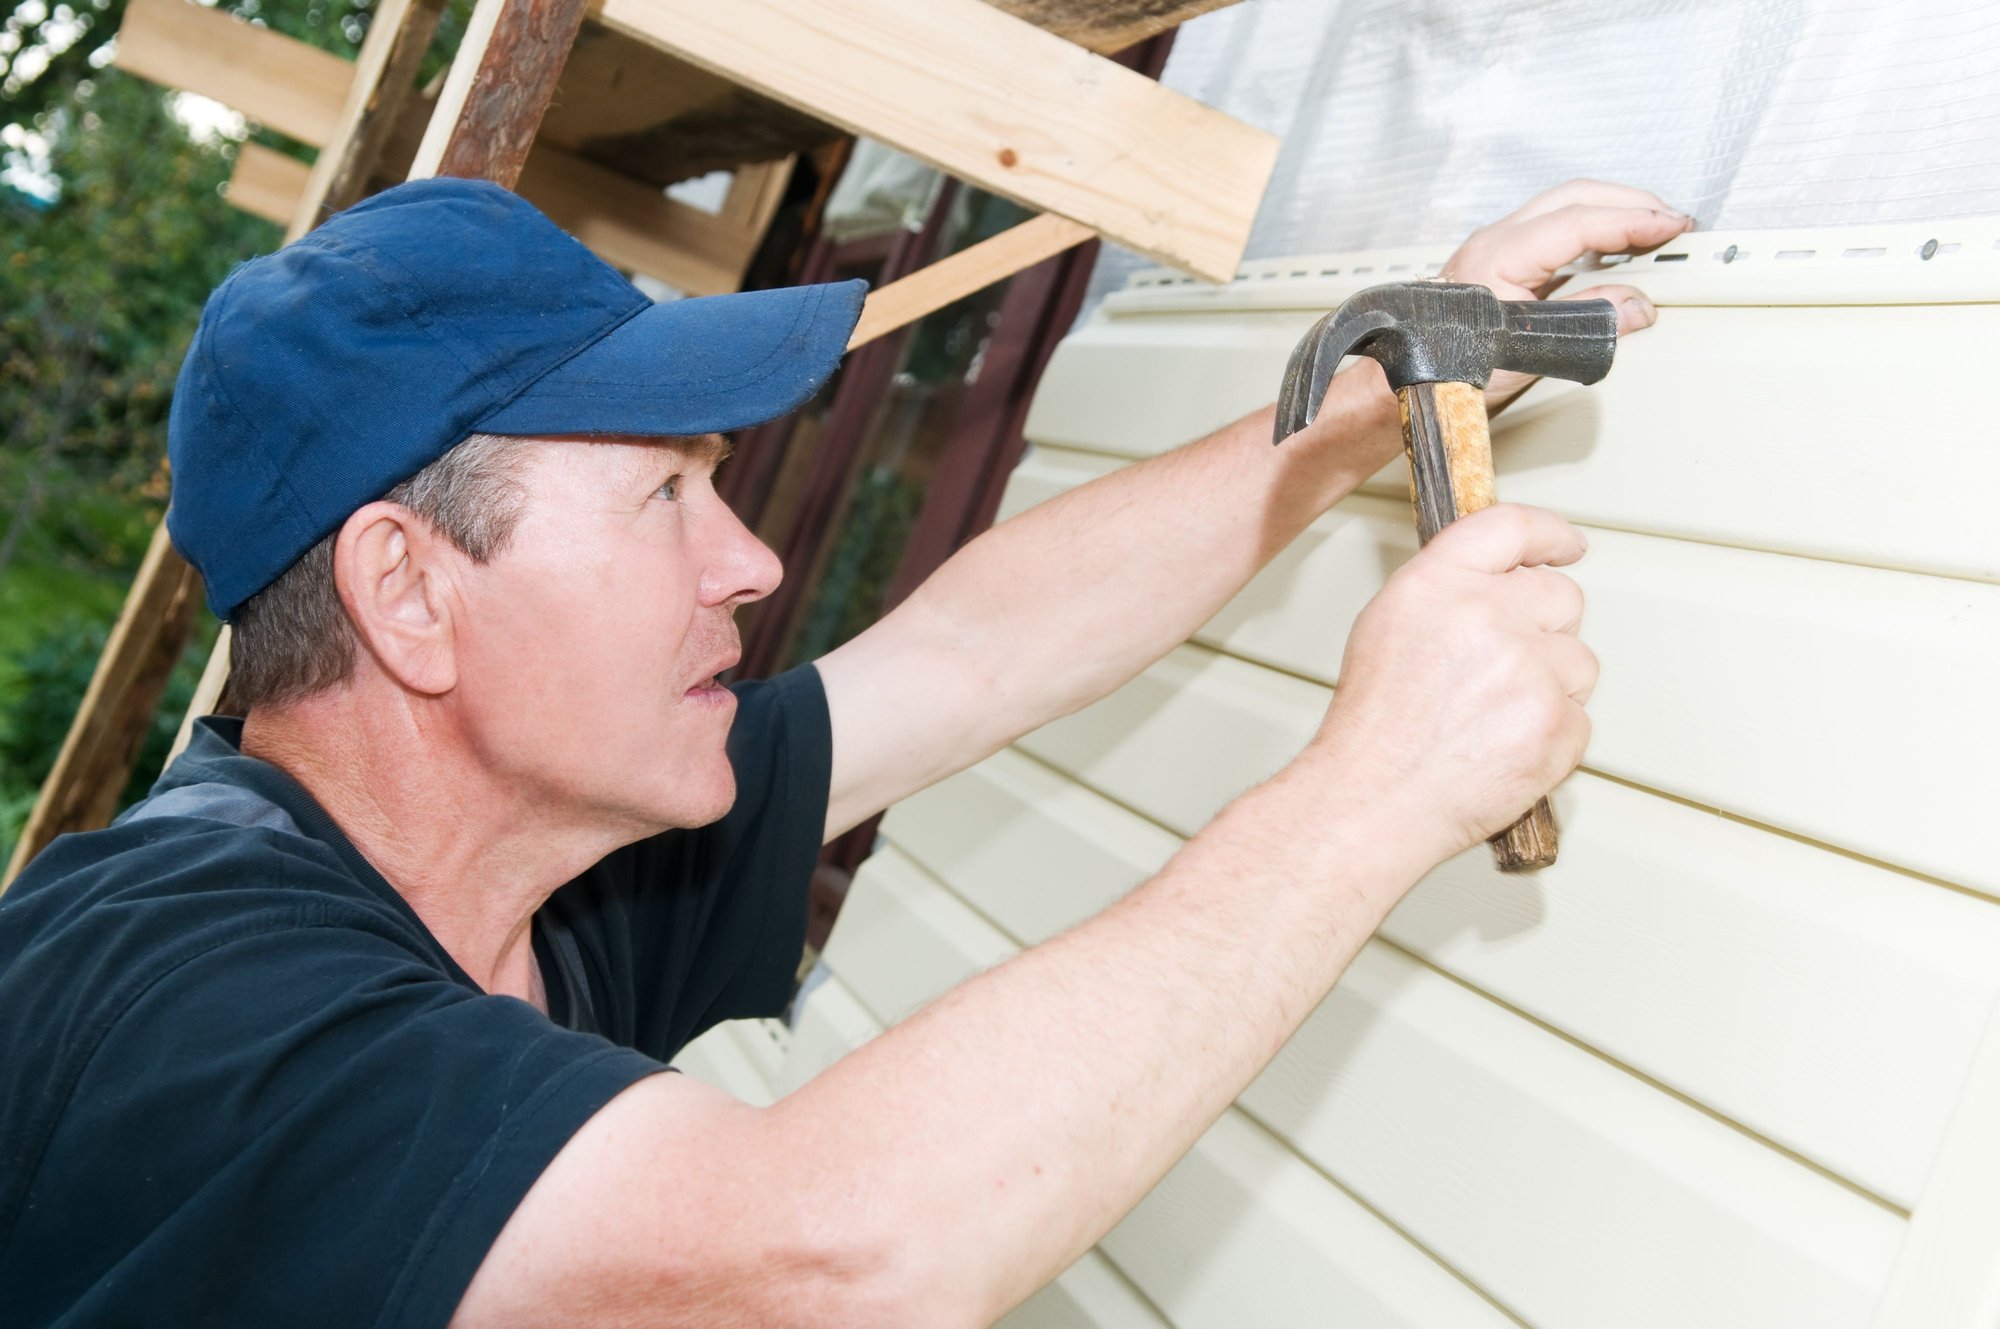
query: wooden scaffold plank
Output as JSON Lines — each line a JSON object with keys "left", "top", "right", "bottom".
{"left": 113, "top": 0, "right": 353, "bottom": 145}
{"left": 847, "top": 212, "right": 1095, "bottom": 350}
{"left": 590, "top": 0, "right": 1278, "bottom": 281}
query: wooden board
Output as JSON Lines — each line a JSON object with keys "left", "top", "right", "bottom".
{"left": 114, "top": 0, "right": 790, "bottom": 294}
{"left": 225, "top": 143, "right": 313, "bottom": 227}
{"left": 1003, "top": 447, "right": 2000, "bottom": 896}
{"left": 514, "top": 149, "right": 782, "bottom": 295}
{"left": 589, "top": 0, "right": 1277, "bottom": 281}
{"left": 884, "top": 746, "right": 2000, "bottom": 1211}
{"left": 991, "top": 0, "right": 1245, "bottom": 54}
{"left": 848, "top": 214, "right": 1096, "bottom": 350}
{"left": 543, "top": 1, "right": 1245, "bottom": 187}
{"left": 1025, "top": 296, "right": 2000, "bottom": 583}
{"left": 113, "top": 0, "right": 354, "bottom": 147}
{"left": 217, "top": 131, "right": 778, "bottom": 295}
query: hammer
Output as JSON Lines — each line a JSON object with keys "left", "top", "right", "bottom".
{"left": 1273, "top": 282, "right": 1618, "bottom": 872}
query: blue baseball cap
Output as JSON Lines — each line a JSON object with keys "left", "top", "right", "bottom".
{"left": 166, "top": 177, "right": 867, "bottom": 621}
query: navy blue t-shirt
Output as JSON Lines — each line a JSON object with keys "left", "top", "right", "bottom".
{"left": 0, "top": 666, "right": 830, "bottom": 1328}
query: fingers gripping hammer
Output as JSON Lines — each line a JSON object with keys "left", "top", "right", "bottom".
{"left": 1273, "top": 283, "right": 1619, "bottom": 872}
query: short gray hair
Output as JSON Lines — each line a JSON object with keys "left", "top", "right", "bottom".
{"left": 228, "top": 433, "right": 531, "bottom": 709}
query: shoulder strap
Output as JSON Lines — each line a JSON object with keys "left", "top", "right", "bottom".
{"left": 117, "top": 782, "right": 306, "bottom": 837}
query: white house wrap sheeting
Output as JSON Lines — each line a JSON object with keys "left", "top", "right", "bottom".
{"left": 1084, "top": 0, "right": 2000, "bottom": 309}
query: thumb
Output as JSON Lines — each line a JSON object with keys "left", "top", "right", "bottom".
{"left": 1425, "top": 504, "right": 1588, "bottom": 574}
{"left": 1563, "top": 282, "right": 1657, "bottom": 335}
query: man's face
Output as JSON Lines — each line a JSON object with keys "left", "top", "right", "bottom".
{"left": 447, "top": 434, "right": 780, "bottom": 837}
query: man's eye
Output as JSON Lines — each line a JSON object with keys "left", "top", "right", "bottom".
{"left": 656, "top": 475, "right": 681, "bottom": 502}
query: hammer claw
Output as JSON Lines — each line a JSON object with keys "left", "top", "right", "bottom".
{"left": 1273, "top": 307, "right": 1402, "bottom": 445}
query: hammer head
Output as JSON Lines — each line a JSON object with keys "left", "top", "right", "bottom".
{"left": 1274, "top": 282, "right": 1619, "bottom": 444}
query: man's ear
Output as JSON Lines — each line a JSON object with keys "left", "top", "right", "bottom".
{"left": 332, "top": 500, "right": 460, "bottom": 696}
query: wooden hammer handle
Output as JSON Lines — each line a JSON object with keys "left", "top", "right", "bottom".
{"left": 1396, "top": 380, "right": 1558, "bottom": 872}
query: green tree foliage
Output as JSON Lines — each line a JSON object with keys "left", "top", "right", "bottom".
{"left": 0, "top": 0, "right": 484, "bottom": 858}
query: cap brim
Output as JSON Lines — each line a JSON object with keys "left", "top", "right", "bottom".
{"left": 475, "top": 278, "right": 867, "bottom": 438}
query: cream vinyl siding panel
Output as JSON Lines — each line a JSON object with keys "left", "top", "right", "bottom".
{"left": 819, "top": 842, "right": 1017, "bottom": 1023}
{"left": 1871, "top": 1004, "right": 2000, "bottom": 1326}
{"left": 1005, "top": 450, "right": 2000, "bottom": 896}
{"left": 774, "top": 971, "right": 879, "bottom": 1095}
{"left": 1096, "top": 1107, "right": 1518, "bottom": 1328}
{"left": 670, "top": 1019, "right": 785, "bottom": 1106}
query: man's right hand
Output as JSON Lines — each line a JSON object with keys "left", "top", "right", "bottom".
{"left": 1302, "top": 502, "right": 1597, "bottom": 874}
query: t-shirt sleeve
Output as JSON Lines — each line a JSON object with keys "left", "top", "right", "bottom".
{"left": 10, "top": 914, "right": 662, "bottom": 1329}
{"left": 557, "top": 663, "right": 833, "bottom": 1060}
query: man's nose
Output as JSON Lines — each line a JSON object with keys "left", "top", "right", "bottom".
{"left": 702, "top": 498, "right": 783, "bottom": 607}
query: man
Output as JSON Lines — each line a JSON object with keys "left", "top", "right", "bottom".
{"left": 0, "top": 176, "right": 1687, "bottom": 1326}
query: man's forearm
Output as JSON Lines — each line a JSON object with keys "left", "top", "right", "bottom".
{"left": 770, "top": 759, "right": 1426, "bottom": 1326}
{"left": 915, "top": 360, "right": 1400, "bottom": 736}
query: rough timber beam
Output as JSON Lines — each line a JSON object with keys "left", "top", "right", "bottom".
{"left": 411, "top": 0, "right": 587, "bottom": 185}
{"left": 588, "top": 0, "right": 1277, "bottom": 282}
{"left": 996, "top": 0, "right": 1244, "bottom": 54}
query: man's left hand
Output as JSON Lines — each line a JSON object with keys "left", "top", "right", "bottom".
{"left": 1436, "top": 178, "right": 1693, "bottom": 411}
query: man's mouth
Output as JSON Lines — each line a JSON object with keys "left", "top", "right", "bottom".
{"left": 685, "top": 651, "right": 740, "bottom": 701}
